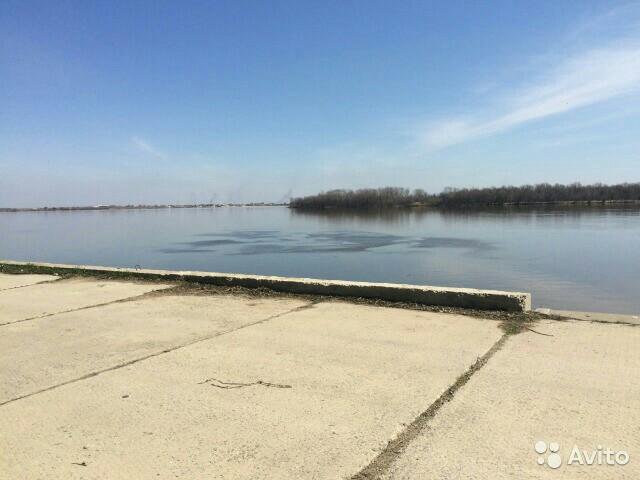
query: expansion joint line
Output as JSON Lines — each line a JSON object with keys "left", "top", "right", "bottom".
{"left": 0, "top": 300, "right": 317, "bottom": 407}
{"left": 0, "top": 276, "right": 64, "bottom": 293}
{"left": 351, "top": 332, "right": 510, "bottom": 480}
{"left": 0, "top": 286, "right": 181, "bottom": 327}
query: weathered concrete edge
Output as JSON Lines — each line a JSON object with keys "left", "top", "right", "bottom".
{"left": 0, "top": 260, "right": 532, "bottom": 312}
{"left": 535, "top": 308, "right": 639, "bottom": 325}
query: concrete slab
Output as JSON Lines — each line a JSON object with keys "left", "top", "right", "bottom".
{"left": 0, "top": 277, "right": 169, "bottom": 326}
{"left": 382, "top": 320, "right": 640, "bottom": 479}
{"left": 536, "top": 308, "right": 640, "bottom": 325}
{"left": 0, "top": 273, "right": 58, "bottom": 290}
{"left": 0, "top": 301, "right": 503, "bottom": 479}
{"left": 0, "top": 294, "right": 309, "bottom": 404}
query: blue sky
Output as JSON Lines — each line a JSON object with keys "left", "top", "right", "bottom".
{"left": 1, "top": 1, "right": 639, "bottom": 206}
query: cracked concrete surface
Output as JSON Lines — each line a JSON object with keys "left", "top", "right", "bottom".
{"left": 0, "top": 274, "right": 502, "bottom": 479}
{"left": 0, "top": 273, "right": 637, "bottom": 479}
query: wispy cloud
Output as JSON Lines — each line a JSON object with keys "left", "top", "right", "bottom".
{"left": 421, "top": 31, "right": 640, "bottom": 149}
{"left": 131, "top": 136, "right": 167, "bottom": 159}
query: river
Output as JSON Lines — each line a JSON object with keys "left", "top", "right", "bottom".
{"left": 2, "top": 206, "right": 639, "bottom": 313}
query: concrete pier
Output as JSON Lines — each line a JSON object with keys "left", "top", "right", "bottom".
{"left": 0, "top": 270, "right": 637, "bottom": 479}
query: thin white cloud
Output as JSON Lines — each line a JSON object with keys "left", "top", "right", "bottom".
{"left": 131, "top": 136, "right": 167, "bottom": 159}
{"left": 421, "top": 40, "right": 640, "bottom": 149}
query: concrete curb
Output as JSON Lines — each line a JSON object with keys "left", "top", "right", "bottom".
{"left": 0, "top": 260, "right": 532, "bottom": 312}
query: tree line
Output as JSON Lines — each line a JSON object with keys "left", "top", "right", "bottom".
{"left": 289, "top": 182, "right": 640, "bottom": 209}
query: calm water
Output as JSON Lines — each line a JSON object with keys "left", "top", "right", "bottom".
{"left": 2, "top": 206, "right": 639, "bottom": 314}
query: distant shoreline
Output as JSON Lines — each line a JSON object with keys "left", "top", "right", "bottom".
{"left": 289, "top": 183, "right": 640, "bottom": 210}
{"left": 290, "top": 199, "right": 640, "bottom": 211}
{"left": 0, "top": 203, "right": 287, "bottom": 213}
{"left": 3, "top": 199, "right": 639, "bottom": 214}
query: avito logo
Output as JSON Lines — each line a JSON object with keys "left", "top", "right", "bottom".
{"left": 535, "top": 440, "right": 630, "bottom": 470}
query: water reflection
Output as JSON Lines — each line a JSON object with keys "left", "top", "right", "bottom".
{"left": 411, "top": 237, "right": 493, "bottom": 250}
{"left": 289, "top": 207, "right": 420, "bottom": 225}
{"left": 195, "top": 230, "right": 281, "bottom": 239}
{"left": 180, "top": 239, "right": 243, "bottom": 247}
{"left": 166, "top": 229, "right": 495, "bottom": 256}
{"left": 291, "top": 205, "right": 640, "bottom": 224}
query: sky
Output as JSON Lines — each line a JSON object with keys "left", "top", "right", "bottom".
{"left": 1, "top": 0, "right": 640, "bottom": 206}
